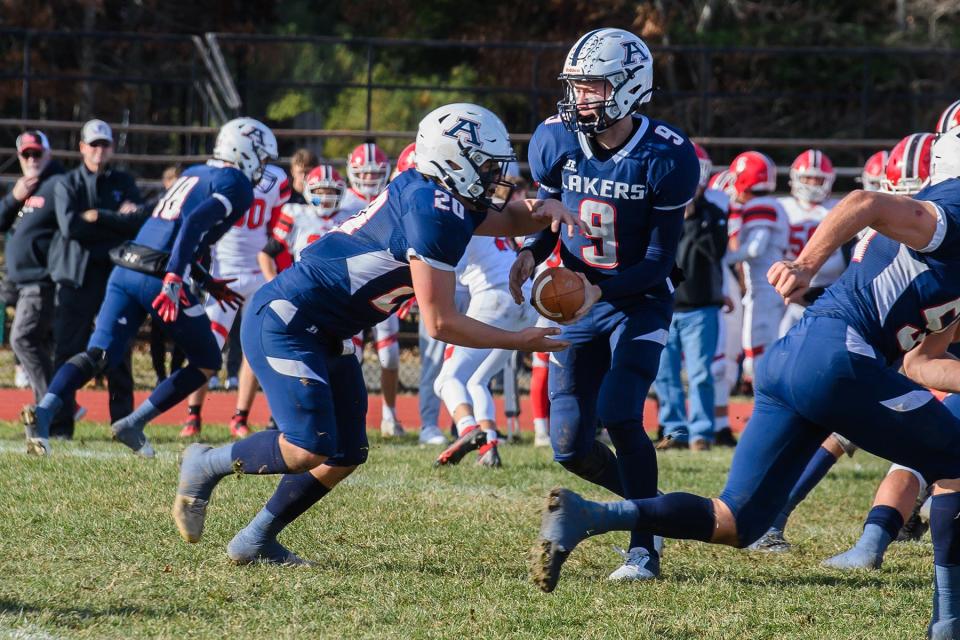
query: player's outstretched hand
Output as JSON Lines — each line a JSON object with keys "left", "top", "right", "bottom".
{"left": 767, "top": 260, "right": 813, "bottom": 305}
{"left": 515, "top": 326, "right": 569, "bottom": 353}
{"left": 527, "top": 199, "right": 589, "bottom": 238}
{"left": 559, "top": 272, "right": 600, "bottom": 325}
{"left": 205, "top": 276, "right": 244, "bottom": 311}
{"left": 509, "top": 250, "right": 536, "bottom": 304}
{"left": 152, "top": 273, "right": 189, "bottom": 323}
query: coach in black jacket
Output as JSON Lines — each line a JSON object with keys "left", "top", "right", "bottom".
{"left": 0, "top": 131, "right": 64, "bottom": 402}
{"left": 49, "top": 119, "right": 146, "bottom": 438}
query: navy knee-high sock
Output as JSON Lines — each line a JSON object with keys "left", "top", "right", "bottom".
{"left": 607, "top": 420, "right": 658, "bottom": 552}
{"left": 931, "top": 493, "right": 960, "bottom": 625}
{"left": 148, "top": 365, "right": 208, "bottom": 413}
{"left": 771, "top": 446, "right": 838, "bottom": 531}
{"left": 40, "top": 363, "right": 92, "bottom": 415}
{"left": 627, "top": 492, "right": 717, "bottom": 542}
{"left": 230, "top": 430, "right": 290, "bottom": 475}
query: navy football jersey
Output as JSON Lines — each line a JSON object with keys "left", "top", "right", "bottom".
{"left": 137, "top": 162, "right": 253, "bottom": 275}
{"left": 270, "top": 170, "right": 486, "bottom": 339}
{"left": 528, "top": 114, "right": 699, "bottom": 300}
{"left": 809, "top": 179, "right": 960, "bottom": 364}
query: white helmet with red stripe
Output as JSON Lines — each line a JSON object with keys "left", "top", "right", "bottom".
{"left": 936, "top": 99, "right": 960, "bottom": 135}
{"left": 347, "top": 142, "right": 391, "bottom": 198}
{"left": 881, "top": 133, "right": 935, "bottom": 195}
{"left": 693, "top": 142, "right": 711, "bottom": 188}
{"left": 728, "top": 151, "right": 777, "bottom": 198}
{"left": 789, "top": 149, "right": 835, "bottom": 205}
{"left": 860, "top": 150, "right": 889, "bottom": 192}
{"left": 932, "top": 126, "right": 960, "bottom": 186}
{"left": 304, "top": 164, "right": 345, "bottom": 218}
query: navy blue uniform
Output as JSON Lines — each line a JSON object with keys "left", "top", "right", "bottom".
{"left": 89, "top": 163, "right": 253, "bottom": 370}
{"left": 242, "top": 170, "right": 485, "bottom": 461}
{"left": 722, "top": 179, "right": 960, "bottom": 546}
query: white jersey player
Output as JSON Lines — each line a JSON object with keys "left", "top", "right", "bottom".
{"left": 722, "top": 151, "right": 787, "bottom": 380}
{"left": 181, "top": 163, "right": 291, "bottom": 439}
{"left": 777, "top": 149, "right": 844, "bottom": 335}
{"left": 433, "top": 234, "right": 537, "bottom": 467}
{"left": 343, "top": 142, "right": 404, "bottom": 437}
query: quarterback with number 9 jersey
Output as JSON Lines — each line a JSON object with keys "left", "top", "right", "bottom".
{"left": 521, "top": 28, "right": 699, "bottom": 587}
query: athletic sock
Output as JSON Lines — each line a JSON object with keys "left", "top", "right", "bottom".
{"left": 606, "top": 420, "right": 658, "bottom": 553}
{"left": 261, "top": 472, "right": 332, "bottom": 533}
{"left": 114, "top": 400, "right": 160, "bottom": 432}
{"left": 771, "top": 446, "right": 838, "bottom": 531}
{"left": 382, "top": 403, "right": 396, "bottom": 423}
{"left": 931, "top": 494, "right": 960, "bottom": 625}
{"left": 627, "top": 492, "right": 717, "bottom": 542}
{"left": 485, "top": 428, "right": 499, "bottom": 444}
{"left": 148, "top": 365, "right": 207, "bottom": 413}
{"left": 188, "top": 404, "right": 202, "bottom": 417}
{"left": 456, "top": 415, "right": 478, "bottom": 434}
{"left": 43, "top": 363, "right": 91, "bottom": 414}
{"left": 230, "top": 429, "right": 290, "bottom": 475}
{"left": 234, "top": 409, "right": 250, "bottom": 420}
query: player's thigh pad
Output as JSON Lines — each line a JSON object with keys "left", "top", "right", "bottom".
{"left": 88, "top": 269, "right": 151, "bottom": 369}
{"left": 324, "top": 353, "right": 369, "bottom": 466}
{"left": 241, "top": 298, "right": 340, "bottom": 457}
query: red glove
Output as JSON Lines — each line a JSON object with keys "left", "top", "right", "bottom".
{"left": 152, "top": 273, "right": 189, "bottom": 323}
{"left": 205, "top": 276, "right": 245, "bottom": 311}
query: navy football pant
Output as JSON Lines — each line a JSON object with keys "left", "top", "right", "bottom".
{"left": 720, "top": 315, "right": 960, "bottom": 547}
{"left": 241, "top": 289, "right": 368, "bottom": 466}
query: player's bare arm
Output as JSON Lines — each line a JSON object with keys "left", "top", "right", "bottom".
{"left": 410, "top": 256, "right": 567, "bottom": 353}
{"left": 476, "top": 197, "right": 587, "bottom": 238}
{"left": 257, "top": 250, "right": 277, "bottom": 282}
{"left": 902, "top": 321, "right": 960, "bottom": 393}
{"left": 768, "top": 190, "right": 939, "bottom": 303}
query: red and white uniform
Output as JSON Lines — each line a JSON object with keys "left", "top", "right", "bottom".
{"left": 272, "top": 204, "right": 351, "bottom": 262}
{"left": 206, "top": 164, "right": 289, "bottom": 348}
{"left": 725, "top": 196, "right": 789, "bottom": 377}
{"left": 434, "top": 237, "right": 537, "bottom": 423}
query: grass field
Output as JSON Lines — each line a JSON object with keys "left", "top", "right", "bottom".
{"left": 0, "top": 421, "right": 935, "bottom": 639}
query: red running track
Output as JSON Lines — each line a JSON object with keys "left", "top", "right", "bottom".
{"left": 0, "top": 388, "right": 752, "bottom": 432}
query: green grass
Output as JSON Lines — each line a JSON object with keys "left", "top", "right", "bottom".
{"left": 0, "top": 421, "right": 934, "bottom": 639}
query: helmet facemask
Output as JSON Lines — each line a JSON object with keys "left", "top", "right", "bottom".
{"left": 430, "top": 138, "right": 516, "bottom": 211}
{"left": 306, "top": 184, "right": 344, "bottom": 218}
{"left": 557, "top": 70, "right": 652, "bottom": 136}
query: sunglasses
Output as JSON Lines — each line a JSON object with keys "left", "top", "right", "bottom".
{"left": 19, "top": 150, "right": 43, "bottom": 160}
{"left": 87, "top": 140, "right": 112, "bottom": 148}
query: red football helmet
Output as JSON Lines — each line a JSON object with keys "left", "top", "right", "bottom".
{"left": 707, "top": 169, "right": 736, "bottom": 195}
{"left": 882, "top": 133, "right": 935, "bottom": 195}
{"left": 394, "top": 142, "right": 416, "bottom": 176}
{"left": 728, "top": 151, "right": 776, "bottom": 198}
{"left": 304, "top": 164, "right": 345, "bottom": 217}
{"left": 693, "top": 143, "right": 712, "bottom": 188}
{"left": 789, "top": 149, "right": 835, "bottom": 205}
{"left": 347, "top": 142, "right": 391, "bottom": 198}
{"left": 860, "top": 150, "right": 889, "bottom": 192}
{"left": 936, "top": 99, "right": 960, "bottom": 135}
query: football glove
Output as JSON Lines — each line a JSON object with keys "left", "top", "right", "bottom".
{"left": 205, "top": 276, "right": 244, "bottom": 311}
{"left": 152, "top": 273, "right": 189, "bottom": 323}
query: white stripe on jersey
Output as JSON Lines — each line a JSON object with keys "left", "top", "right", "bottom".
{"left": 872, "top": 243, "right": 930, "bottom": 324}
{"left": 345, "top": 249, "right": 406, "bottom": 294}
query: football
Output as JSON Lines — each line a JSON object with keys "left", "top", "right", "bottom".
{"left": 531, "top": 267, "right": 585, "bottom": 322}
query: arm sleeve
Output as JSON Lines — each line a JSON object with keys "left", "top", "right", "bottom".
{"left": 262, "top": 237, "right": 285, "bottom": 258}
{"left": 0, "top": 192, "right": 22, "bottom": 233}
{"left": 597, "top": 206, "right": 685, "bottom": 301}
{"left": 165, "top": 196, "right": 229, "bottom": 276}
{"left": 520, "top": 227, "right": 560, "bottom": 265}
{"left": 54, "top": 177, "right": 101, "bottom": 243}
{"left": 723, "top": 226, "right": 771, "bottom": 264}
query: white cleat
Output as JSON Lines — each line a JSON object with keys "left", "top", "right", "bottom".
{"left": 380, "top": 418, "right": 405, "bottom": 438}
{"left": 608, "top": 546, "right": 660, "bottom": 581}
{"left": 136, "top": 439, "right": 156, "bottom": 459}
{"left": 172, "top": 494, "right": 209, "bottom": 543}
{"left": 418, "top": 425, "right": 447, "bottom": 445}
{"left": 224, "top": 376, "right": 239, "bottom": 391}
{"left": 534, "top": 424, "right": 551, "bottom": 448}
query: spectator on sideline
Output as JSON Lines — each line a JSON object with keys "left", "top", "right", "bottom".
{"left": 49, "top": 119, "right": 145, "bottom": 439}
{"left": 0, "top": 130, "right": 64, "bottom": 403}
{"left": 653, "top": 157, "right": 728, "bottom": 451}
{"left": 287, "top": 148, "right": 319, "bottom": 204}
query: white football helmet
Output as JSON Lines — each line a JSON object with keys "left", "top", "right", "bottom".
{"left": 416, "top": 103, "right": 517, "bottom": 211}
{"left": 931, "top": 125, "right": 960, "bottom": 186}
{"left": 557, "top": 28, "right": 654, "bottom": 135}
{"left": 213, "top": 117, "right": 278, "bottom": 184}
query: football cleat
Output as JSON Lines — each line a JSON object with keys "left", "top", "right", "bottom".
{"left": 112, "top": 419, "right": 155, "bottom": 458}
{"left": 179, "top": 415, "right": 201, "bottom": 438}
{"left": 380, "top": 418, "right": 405, "bottom": 438}
{"left": 655, "top": 436, "right": 687, "bottom": 452}
{"left": 530, "top": 488, "right": 595, "bottom": 593}
{"left": 173, "top": 443, "right": 219, "bottom": 543}
{"left": 748, "top": 527, "right": 791, "bottom": 553}
{"left": 22, "top": 405, "right": 51, "bottom": 457}
{"left": 418, "top": 424, "right": 448, "bottom": 446}
{"left": 821, "top": 545, "right": 883, "bottom": 570}
{"left": 172, "top": 495, "right": 209, "bottom": 544}
{"left": 229, "top": 414, "right": 251, "bottom": 439}
{"left": 534, "top": 423, "right": 551, "bottom": 448}
{"left": 608, "top": 546, "right": 660, "bottom": 581}
{"left": 476, "top": 441, "right": 502, "bottom": 468}
{"left": 434, "top": 425, "right": 485, "bottom": 466}
{"left": 227, "top": 534, "right": 315, "bottom": 567}
{"left": 224, "top": 376, "right": 240, "bottom": 391}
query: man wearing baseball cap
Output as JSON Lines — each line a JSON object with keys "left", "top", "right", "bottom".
{"left": 49, "top": 118, "right": 144, "bottom": 439}
{"left": 0, "top": 130, "right": 65, "bottom": 403}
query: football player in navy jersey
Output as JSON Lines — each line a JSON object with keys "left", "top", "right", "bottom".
{"left": 22, "top": 118, "right": 275, "bottom": 457}
{"left": 529, "top": 128, "right": 960, "bottom": 638}
{"left": 508, "top": 28, "right": 700, "bottom": 581}
{"left": 171, "top": 103, "right": 585, "bottom": 566}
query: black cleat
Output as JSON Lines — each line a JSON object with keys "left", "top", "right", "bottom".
{"left": 434, "top": 425, "right": 485, "bottom": 466}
